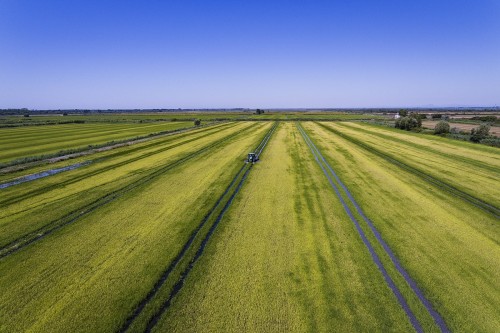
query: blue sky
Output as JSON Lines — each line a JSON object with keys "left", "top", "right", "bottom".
{"left": 1, "top": 0, "right": 499, "bottom": 109}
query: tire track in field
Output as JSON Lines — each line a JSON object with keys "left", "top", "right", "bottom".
{"left": 0, "top": 123, "right": 236, "bottom": 206}
{"left": 117, "top": 164, "right": 248, "bottom": 333}
{"left": 0, "top": 124, "right": 259, "bottom": 259}
{"left": 298, "top": 123, "right": 449, "bottom": 333}
{"left": 119, "top": 123, "right": 278, "bottom": 333}
{"left": 316, "top": 122, "right": 500, "bottom": 219}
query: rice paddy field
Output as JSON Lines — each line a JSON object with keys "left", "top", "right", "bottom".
{"left": 0, "top": 116, "right": 498, "bottom": 332}
{"left": 0, "top": 111, "right": 385, "bottom": 127}
{"left": 0, "top": 121, "right": 193, "bottom": 165}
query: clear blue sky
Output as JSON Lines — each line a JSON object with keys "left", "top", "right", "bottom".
{"left": 1, "top": 0, "right": 499, "bottom": 109}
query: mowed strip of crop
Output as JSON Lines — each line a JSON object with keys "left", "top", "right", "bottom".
{"left": 0, "top": 122, "right": 250, "bottom": 252}
{"left": 0, "top": 122, "right": 272, "bottom": 332}
{"left": 0, "top": 121, "right": 191, "bottom": 163}
{"left": 301, "top": 122, "right": 500, "bottom": 332}
{"left": 320, "top": 122, "right": 500, "bottom": 211}
{"left": 152, "top": 122, "right": 414, "bottom": 332}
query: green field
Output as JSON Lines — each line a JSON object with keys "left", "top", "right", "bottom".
{"left": 0, "top": 113, "right": 247, "bottom": 126}
{"left": 0, "top": 111, "right": 386, "bottom": 127}
{"left": 0, "top": 121, "right": 195, "bottom": 165}
{"left": 0, "top": 118, "right": 498, "bottom": 332}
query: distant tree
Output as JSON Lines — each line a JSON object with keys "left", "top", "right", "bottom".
{"left": 399, "top": 109, "right": 408, "bottom": 117}
{"left": 255, "top": 109, "right": 264, "bottom": 115}
{"left": 434, "top": 121, "right": 450, "bottom": 134}
{"left": 432, "top": 114, "right": 442, "bottom": 119}
{"left": 194, "top": 119, "right": 201, "bottom": 126}
{"left": 395, "top": 116, "right": 418, "bottom": 131}
{"left": 63, "top": 112, "right": 68, "bottom": 116}
{"left": 471, "top": 115, "right": 497, "bottom": 122}
{"left": 409, "top": 113, "right": 425, "bottom": 127}
{"left": 23, "top": 114, "right": 30, "bottom": 117}
{"left": 470, "top": 124, "right": 490, "bottom": 142}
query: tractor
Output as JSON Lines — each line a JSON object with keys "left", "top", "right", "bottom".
{"left": 247, "top": 152, "right": 258, "bottom": 163}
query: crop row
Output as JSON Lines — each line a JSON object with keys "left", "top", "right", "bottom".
{"left": 298, "top": 123, "right": 446, "bottom": 332}
{"left": 1, "top": 122, "right": 238, "bottom": 245}
{"left": 0, "top": 122, "right": 234, "bottom": 184}
{"left": 319, "top": 122, "right": 500, "bottom": 213}
{"left": 122, "top": 123, "right": 278, "bottom": 333}
{"left": 0, "top": 121, "right": 192, "bottom": 164}
{"left": 148, "top": 122, "right": 498, "bottom": 332}
{"left": 0, "top": 120, "right": 497, "bottom": 332}
{"left": 0, "top": 122, "right": 273, "bottom": 332}
{"left": 301, "top": 122, "right": 500, "bottom": 332}
{"left": 0, "top": 122, "right": 254, "bottom": 254}
{"left": 151, "top": 123, "right": 415, "bottom": 332}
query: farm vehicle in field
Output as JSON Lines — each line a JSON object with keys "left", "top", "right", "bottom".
{"left": 247, "top": 152, "right": 258, "bottom": 163}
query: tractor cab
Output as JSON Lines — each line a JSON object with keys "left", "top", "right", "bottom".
{"left": 247, "top": 152, "right": 258, "bottom": 163}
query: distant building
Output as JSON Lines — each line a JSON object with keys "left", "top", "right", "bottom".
{"left": 394, "top": 114, "right": 401, "bottom": 119}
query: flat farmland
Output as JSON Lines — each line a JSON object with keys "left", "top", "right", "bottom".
{"left": 0, "top": 113, "right": 247, "bottom": 126}
{"left": 0, "top": 121, "right": 192, "bottom": 164}
{"left": 0, "top": 119, "right": 498, "bottom": 332}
